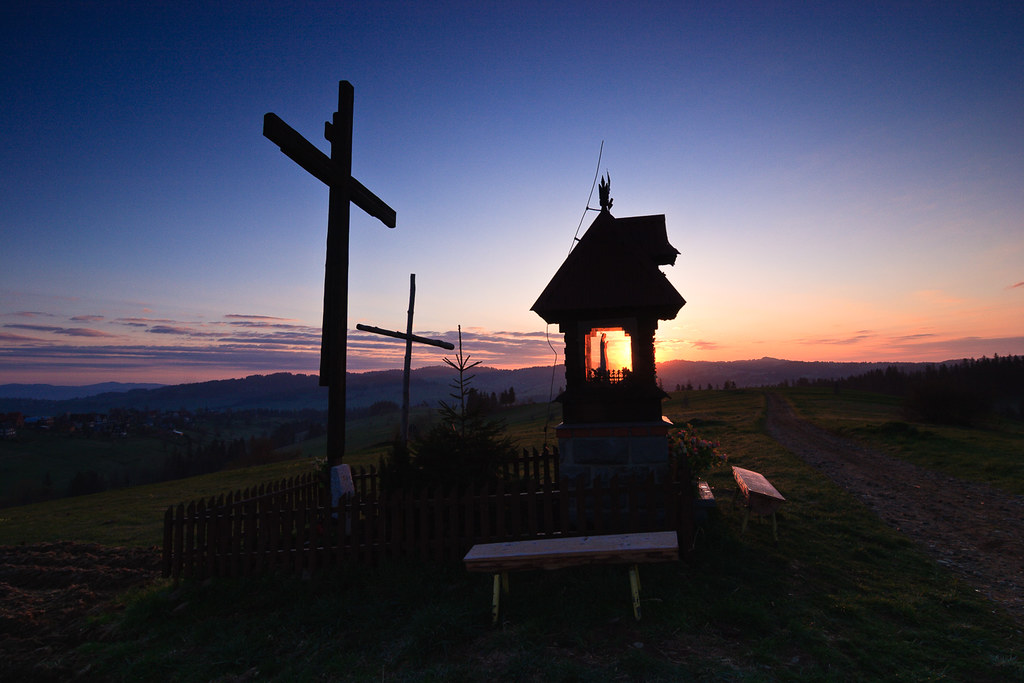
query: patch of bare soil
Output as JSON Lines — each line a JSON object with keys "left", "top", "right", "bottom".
{"left": 764, "top": 392, "right": 1024, "bottom": 626}
{"left": 0, "top": 541, "right": 161, "bottom": 681}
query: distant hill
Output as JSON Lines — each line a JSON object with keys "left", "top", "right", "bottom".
{"left": 0, "top": 358, "right": 942, "bottom": 416}
{"left": 0, "top": 382, "right": 164, "bottom": 401}
{"left": 0, "top": 368, "right": 559, "bottom": 416}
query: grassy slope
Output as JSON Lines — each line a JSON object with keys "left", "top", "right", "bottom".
{"left": 0, "top": 403, "right": 558, "bottom": 547}
{"left": 7, "top": 390, "right": 1024, "bottom": 680}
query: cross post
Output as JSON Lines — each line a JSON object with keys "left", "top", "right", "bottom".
{"left": 264, "top": 80, "right": 396, "bottom": 465}
{"left": 356, "top": 273, "right": 454, "bottom": 445}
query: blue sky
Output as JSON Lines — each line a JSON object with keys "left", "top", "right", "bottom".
{"left": 2, "top": 1, "right": 1022, "bottom": 384}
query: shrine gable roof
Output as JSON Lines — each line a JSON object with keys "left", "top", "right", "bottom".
{"left": 531, "top": 210, "right": 685, "bottom": 324}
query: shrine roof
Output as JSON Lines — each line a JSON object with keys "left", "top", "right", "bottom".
{"left": 531, "top": 210, "right": 686, "bottom": 324}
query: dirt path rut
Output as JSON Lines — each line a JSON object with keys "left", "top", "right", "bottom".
{"left": 763, "top": 392, "right": 1024, "bottom": 625}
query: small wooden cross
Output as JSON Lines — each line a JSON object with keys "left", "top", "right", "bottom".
{"left": 357, "top": 274, "right": 454, "bottom": 445}
{"left": 264, "top": 80, "right": 396, "bottom": 465}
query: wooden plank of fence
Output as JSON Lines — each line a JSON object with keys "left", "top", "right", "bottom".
{"left": 447, "top": 485, "right": 461, "bottom": 561}
{"left": 186, "top": 501, "right": 198, "bottom": 579}
{"left": 162, "top": 507, "right": 173, "bottom": 577}
{"left": 431, "top": 489, "right": 443, "bottom": 562}
{"left": 362, "top": 493, "right": 374, "bottom": 565}
{"left": 541, "top": 479, "right": 554, "bottom": 535}
{"left": 196, "top": 498, "right": 208, "bottom": 579}
{"left": 289, "top": 490, "right": 301, "bottom": 575}
{"left": 225, "top": 491, "right": 236, "bottom": 577}
{"left": 298, "top": 496, "right": 311, "bottom": 575}
{"left": 462, "top": 483, "right": 475, "bottom": 550}
{"left": 339, "top": 497, "right": 352, "bottom": 565}
{"left": 215, "top": 495, "right": 225, "bottom": 578}
{"left": 622, "top": 479, "right": 638, "bottom": 532}
{"left": 172, "top": 503, "right": 184, "bottom": 580}
{"left": 525, "top": 477, "right": 538, "bottom": 536}
{"left": 240, "top": 494, "right": 252, "bottom": 576}
{"left": 415, "top": 487, "right": 428, "bottom": 559}
{"left": 496, "top": 478, "right": 509, "bottom": 539}
{"left": 209, "top": 497, "right": 218, "bottom": 572}
{"left": 265, "top": 492, "right": 277, "bottom": 572}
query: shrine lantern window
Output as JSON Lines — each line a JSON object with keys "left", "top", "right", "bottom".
{"left": 585, "top": 327, "right": 632, "bottom": 383}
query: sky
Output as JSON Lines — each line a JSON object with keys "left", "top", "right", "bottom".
{"left": 2, "top": 1, "right": 1022, "bottom": 385}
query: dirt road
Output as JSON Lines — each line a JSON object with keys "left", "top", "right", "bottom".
{"left": 763, "top": 392, "right": 1024, "bottom": 625}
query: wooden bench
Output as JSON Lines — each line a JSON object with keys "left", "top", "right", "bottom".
{"left": 732, "top": 466, "right": 786, "bottom": 541}
{"left": 463, "top": 531, "right": 678, "bottom": 623}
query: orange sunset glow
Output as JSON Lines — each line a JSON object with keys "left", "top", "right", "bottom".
{"left": 1, "top": 4, "right": 1021, "bottom": 385}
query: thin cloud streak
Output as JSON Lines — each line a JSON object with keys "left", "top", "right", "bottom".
{"left": 225, "top": 314, "right": 298, "bottom": 321}
{"left": 2, "top": 305, "right": 1022, "bottom": 383}
{"left": 0, "top": 332, "right": 43, "bottom": 342}
{"left": 4, "top": 323, "right": 118, "bottom": 338}
{"left": 3, "top": 332, "right": 1022, "bottom": 384}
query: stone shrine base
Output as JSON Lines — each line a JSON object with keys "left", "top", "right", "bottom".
{"left": 556, "top": 418, "right": 672, "bottom": 485}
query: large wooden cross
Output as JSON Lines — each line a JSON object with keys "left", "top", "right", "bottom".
{"left": 264, "top": 80, "right": 396, "bottom": 465}
{"left": 356, "top": 273, "right": 454, "bottom": 445}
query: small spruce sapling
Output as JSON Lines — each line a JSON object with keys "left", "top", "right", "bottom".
{"left": 382, "top": 326, "right": 516, "bottom": 491}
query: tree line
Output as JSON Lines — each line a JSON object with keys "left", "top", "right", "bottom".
{"left": 4, "top": 414, "right": 328, "bottom": 508}
{"left": 788, "top": 355, "right": 1023, "bottom": 425}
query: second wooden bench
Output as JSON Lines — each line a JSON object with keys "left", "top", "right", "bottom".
{"left": 463, "top": 531, "right": 679, "bottom": 623}
{"left": 732, "top": 466, "right": 786, "bottom": 541}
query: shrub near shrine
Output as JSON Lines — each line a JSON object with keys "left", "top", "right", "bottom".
{"left": 380, "top": 328, "right": 517, "bottom": 492}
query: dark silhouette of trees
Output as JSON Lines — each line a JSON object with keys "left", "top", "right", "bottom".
{"left": 791, "top": 355, "right": 1023, "bottom": 425}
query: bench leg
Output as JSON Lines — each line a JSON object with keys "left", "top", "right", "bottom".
{"left": 741, "top": 507, "right": 750, "bottom": 534}
{"left": 629, "top": 565, "right": 642, "bottom": 621}
{"left": 490, "top": 572, "right": 510, "bottom": 625}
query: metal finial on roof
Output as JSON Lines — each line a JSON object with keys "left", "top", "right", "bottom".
{"left": 598, "top": 172, "right": 613, "bottom": 212}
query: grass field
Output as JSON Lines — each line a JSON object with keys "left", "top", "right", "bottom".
{"left": 4, "top": 389, "right": 1024, "bottom": 680}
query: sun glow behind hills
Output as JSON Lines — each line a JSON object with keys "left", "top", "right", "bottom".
{"left": 1, "top": 3, "right": 1022, "bottom": 384}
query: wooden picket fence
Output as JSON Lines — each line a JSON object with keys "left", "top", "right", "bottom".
{"left": 162, "top": 448, "right": 692, "bottom": 580}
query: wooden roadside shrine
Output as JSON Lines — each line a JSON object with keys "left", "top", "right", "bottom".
{"left": 356, "top": 273, "right": 454, "bottom": 445}
{"left": 263, "top": 80, "right": 396, "bottom": 465}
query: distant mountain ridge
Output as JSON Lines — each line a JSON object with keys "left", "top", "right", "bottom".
{"left": 0, "top": 382, "right": 164, "bottom": 401}
{"left": 0, "top": 358, "right": 945, "bottom": 415}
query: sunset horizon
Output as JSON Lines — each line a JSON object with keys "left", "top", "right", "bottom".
{"left": 3, "top": 4, "right": 1021, "bottom": 388}
{"left": 1, "top": 325, "right": 1018, "bottom": 388}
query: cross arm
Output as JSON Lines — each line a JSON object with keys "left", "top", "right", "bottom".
{"left": 263, "top": 113, "right": 397, "bottom": 228}
{"left": 356, "top": 324, "right": 455, "bottom": 350}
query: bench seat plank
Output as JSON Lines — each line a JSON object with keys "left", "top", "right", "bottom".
{"left": 732, "top": 466, "right": 785, "bottom": 515}
{"left": 463, "top": 531, "right": 678, "bottom": 572}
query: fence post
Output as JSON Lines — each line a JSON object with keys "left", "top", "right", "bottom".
{"left": 195, "top": 498, "right": 207, "bottom": 579}
{"left": 162, "top": 506, "right": 173, "bottom": 578}
{"left": 172, "top": 503, "right": 184, "bottom": 580}
{"left": 184, "top": 501, "right": 196, "bottom": 579}
{"left": 541, "top": 474, "right": 555, "bottom": 535}
{"left": 525, "top": 476, "right": 537, "bottom": 536}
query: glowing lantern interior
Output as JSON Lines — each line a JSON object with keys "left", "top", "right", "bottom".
{"left": 585, "top": 327, "right": 632, "bottom": 380}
